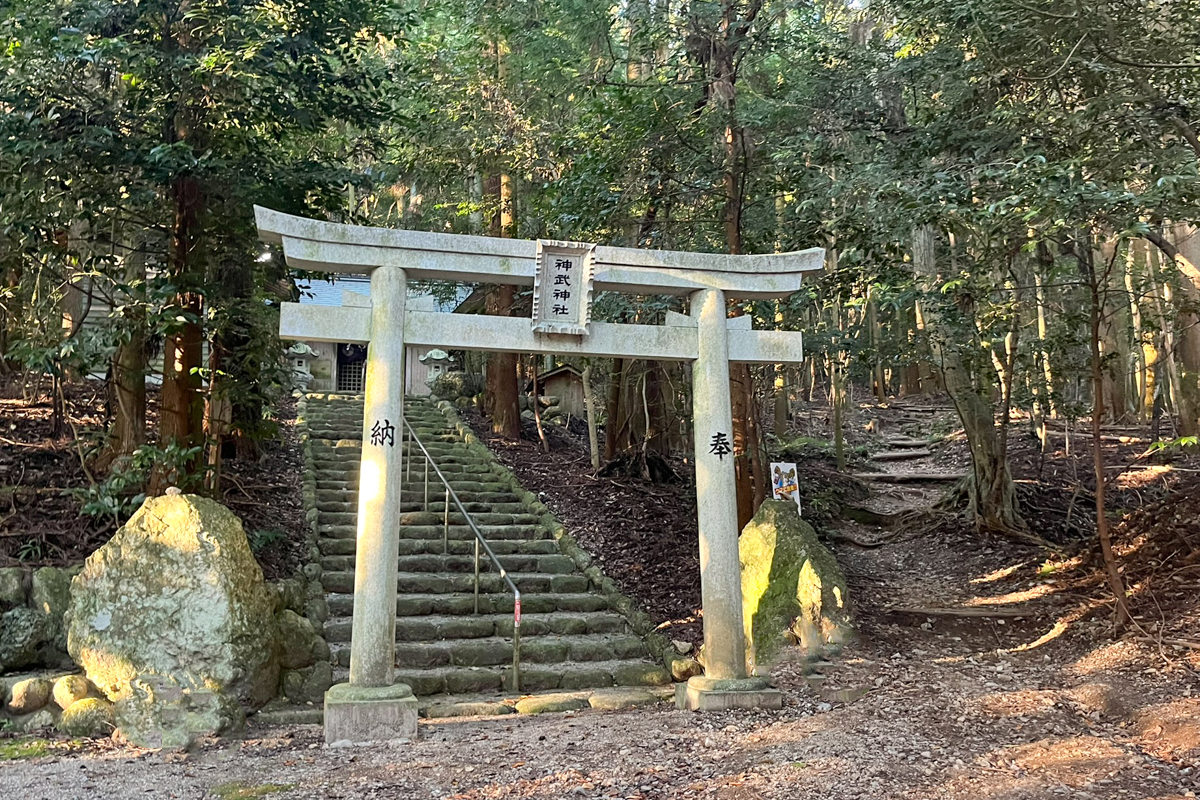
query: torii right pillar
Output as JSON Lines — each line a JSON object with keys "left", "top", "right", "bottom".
{"left": 684, "top": 288, "right": 783, "bottom": 711}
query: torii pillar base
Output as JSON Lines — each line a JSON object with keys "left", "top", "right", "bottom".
{"left": 324, "top": 683, "right": 419, "bottom": 746}
{"left": 678, "top": 676, "right": 783, "bottom": 712}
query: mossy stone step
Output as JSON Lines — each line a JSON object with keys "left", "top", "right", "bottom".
{"left": 313, "top": 464, "right": 496, "bottom": 480}
{"left": 308, "top": 436, "right": 473, "bottom": 447}
{"left": 317, "top": 523, "right": 546, "bottom": 542}
{"left": 317, "top": 508, "right": 536, "bottom": 527}
{"left": 316, "top": 491, "right": 519, "bottom": 508}
{"left": 323, "top": 611, "right": 630, "bottom": 643}
{"left": 320, "top": 536, "right": 559, "bottom": 557}
{"left": 376, "top": 634, "right": 648, "bottom": 669}
{"left": 314, "top": 494, "right": 520, "bottom": 514}
{"left": 309, "top": 448, "right": 480, "bottom": 463}
{"left": 320, "top": 553, "right": 576, "bottom": 575}
{"left": 320, "top": 570, "right": 590, "bottom": 595}
{"left": 372, "top": 659, "right": 672, "bottom": 696}
{"left": 314, "top": 481, "right": 510, "bottom": 500}
{"left": 326, "top": 591, "right": 612, "bottom": 617}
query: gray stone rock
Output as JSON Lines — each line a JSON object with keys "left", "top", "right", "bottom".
{"left": 31, "top": 566, "right": 72, "bottom": 652}
{"left": 304, "top": 595, "right": 329, "bottom": 625}
{"left": 57, "top": 697, "right": 115, "bottom": 737}
{"left": 253, "top": 704, "right": 324, "bottom": 726}
{"left": 422, "top": 701, "right": 514, "bottom": 718}
{"left": 273, "top": 579, "right": 306, "bottom": 615}
{"left": 588, "top": 688, "right": 661, "bottom": 711}
{"left": 669, "top": 656, "right": 703, "bottom": 682}
{"left": 514, "top": 692, "right": 587, "bottom": 715}
{"left": 276, "top": 609, "right": 319, "bottom": 670}
{"left": 0, "top": 607, "right": 47, "bottom": 671}
{"left": 281, "top": 661, "right": 333, "bottom": 705}
{"left": 15, "top": 708, "right": 56, "bottom": 733}
{"left": 0, "top": 567, "right": 25, "bottom": 610}
{"left": 52, "top": 674, "right": 92, "bottom": 710}
{"left": 66, "top": 494, "right": 279, "bottom": 748}
{"left": 114, "top": 674, "right": 243, "bottom": 749}
{"left": 7, "top": 677, "right": 52, "bottom": 714}
{"left": 741, "top": 500, "right": 854, "bottom": 667}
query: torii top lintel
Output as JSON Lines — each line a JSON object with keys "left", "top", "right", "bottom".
{"left": 256, "top": 207, "right": 824, "bottom": 300}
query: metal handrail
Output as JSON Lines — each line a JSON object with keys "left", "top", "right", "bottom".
{"left": 401, "top": 416, "right": 521, "bottom": 692}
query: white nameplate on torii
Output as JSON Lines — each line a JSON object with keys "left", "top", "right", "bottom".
{"left": 532, "top": 239, "right": 595, "bottom": 336}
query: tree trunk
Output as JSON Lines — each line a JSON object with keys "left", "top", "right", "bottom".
{"left": 913, "top": 225, "right": 1024, "bottom": 533}
{"left": 604, "top": 358, "right": 625, "bottom": 461}
{"left": 484, "top": 285, "right": 521, "bottom": 439}
{"left": 1098, "top": 240, "right": 1131, "bottom": 423}
{"left": 583, "top": 364, "right": 601, "bottom": 471}
{"left": 1168, "top": 224, "right": 1200, "bottom": 437}
{"left": 1125, "top": 241, "right": 1152, "bottom": 421}
{"left": 157, "top": 175, "right": 205, "bottom": 483}
{"left": 867, "top": 287, "right": 886, "bottom": 403}
{"left": 97, "top": 237, "right": 148, "bottom": 470}
{"left": 1086, "top": 247, "right": 1130, "bottom": 627}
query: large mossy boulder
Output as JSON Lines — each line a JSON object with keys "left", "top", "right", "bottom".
{"left": 740, "top": 501, "right": 853, "bottom": 668}
{"left": 66, "top": 494, "right": 279, "bottom": 748}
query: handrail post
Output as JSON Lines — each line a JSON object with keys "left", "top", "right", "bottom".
{"left": 442, "top": 488, "right": 450, "bottom": 554}
{"left": 423, "top": 457, "right": 430, "bottom": 512}
{"left": 473, "top": 537, "right": 481, "bottom": 615}
{"left": 512, "top": 595, "right": 521, "bottom": 692}
{"left": 406, "top": 435, "right": 411, "bottom": 481}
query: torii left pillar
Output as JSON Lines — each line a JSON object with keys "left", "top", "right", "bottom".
{"left": 323, "top": 264, "right": 420, "bottom": 744}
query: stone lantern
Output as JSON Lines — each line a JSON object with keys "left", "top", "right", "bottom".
{"left": 287, "top": 342, "right": 319, "bottom": 391}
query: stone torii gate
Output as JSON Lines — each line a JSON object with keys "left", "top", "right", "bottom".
{"left": 257, "top": 207, "right": 824, "bottom": 742}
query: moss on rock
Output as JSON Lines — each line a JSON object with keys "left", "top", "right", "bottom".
{"left": 57, "top": 697, "right": 115, "bottom": 737}
{"left": 7, "top": 677, "right": 51, "bottom": 714}
{"left": 52, "top": 674, "right": 91, "bottom": 710}
{"left": 740, "top": 501, "right": 853, "bottom": 668}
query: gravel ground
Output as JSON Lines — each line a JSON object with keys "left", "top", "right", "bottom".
{"left": 2, "top": 639, "right": 1196, "bottom": 800}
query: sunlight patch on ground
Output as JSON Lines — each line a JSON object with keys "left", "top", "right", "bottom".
{"left": 1135, "top": 698, "right": 1200, "bottom": 763}
{"left": 970, "top": 563, "right": 1024, "bottom": 584}
{"left": 964, "top": 583, "right": 1057, "bottom": 606}
{"left": 1003, "top": 619, "right": 1071, "bottom": 652}
{"left": 1115, "top": 464, "right": 1176, "bottom": 489}
{"left": 1071, "top": 640, "right": 1143, "bottom": 675}
{"left": 1004, "top": 736, "right": 1130, "bottom": 786}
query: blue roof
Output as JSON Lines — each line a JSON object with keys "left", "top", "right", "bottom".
{"left": 296, "top": 275, "right": 371, "bottom": 306}
{"left": 295, "top": 274, "right": 470, "bottom": 312}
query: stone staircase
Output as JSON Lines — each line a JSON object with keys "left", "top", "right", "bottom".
{"left": 301, "top": 393, "right": 670, "bottom": 707}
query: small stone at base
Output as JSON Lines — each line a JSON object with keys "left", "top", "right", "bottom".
{"left": 588, "top": 688, "right": 662, "bottom": 711}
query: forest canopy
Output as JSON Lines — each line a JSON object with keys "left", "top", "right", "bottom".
{"left": 2, "top": 0, "right": 1199, "bottom": 572}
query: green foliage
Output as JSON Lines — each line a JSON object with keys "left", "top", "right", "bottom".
{"left": 73, "top": 443, "right": 204, "bottom": 525}
{"left": 0, "top": 0, "right": 405, "bottom": 480}
{"left": 16, "top": 539, "right": 44, "bottom": 563}
{"left": 0, "top": 738, "right": 50, "bottom": 760}
{"left": 247, "top": 528, "right": 286, "bottom": 555}
{"left": 1146, "top": 436, "right": 1200, "bottom": 454}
